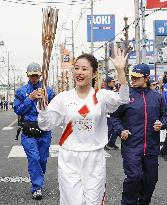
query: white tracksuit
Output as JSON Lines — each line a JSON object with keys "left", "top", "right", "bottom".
{"left": 38, "top": 86, "right": 129, "bottom": 205}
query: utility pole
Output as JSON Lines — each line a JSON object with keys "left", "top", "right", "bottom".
{"left": 141, "top": 0, "right": 147, "bottom": 63}
{"left": 55, "top": 51, "right": 59, "bottom": 93}
{"left": 134, "top": 0, "right": 141, "bottom": 64}
{"left": 10, "top": 65, "right": 16, "bottom": 96}
{"left": 90, "top": 0, "right": 94, "bottom": 54}
{"left": 72, "top": 20, "right": 75, "bottom": 63}
{"left": 123, "top": 16, "right": 131, "bottom": 83}
{"left": 105, "top": 42, "right": 108, "bottom": 76}
{"left": 52, "top": 56, "right": 55, "bottom": 90}
{"left": 13, "top": 67, "right": 16, "bottom": 95}
{"left": 61, "top": 39, "right": 66, "bottom": 91}
{"left": 124, "top": 17, "right": 129, "bottom": 52}
{"left": 7, "top": 51, "right": 10, "bottom": 102}
{"left": 65, "top": 70, "right": 69, "bottom": 90}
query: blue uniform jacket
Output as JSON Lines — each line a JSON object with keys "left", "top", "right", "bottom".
{"left": 14, "top": 80, "right": 55, "bottom": 132}
{"left": 162, "top": 83, "right": 167, "bottom": 104}
{"left": 111, "top": 87, "right": 167, "bottom": 155}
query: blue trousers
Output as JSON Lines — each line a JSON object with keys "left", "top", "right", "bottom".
{"left": 21, "top": 133, "right": 51, "bottom": 193}
{"left": 107, "top": 116, "right": 118, "bottom": 145}
{"left": 122, "top": 152, "right": 158, "bottom": 205}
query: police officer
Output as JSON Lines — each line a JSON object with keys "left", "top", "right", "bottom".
{"left": 104, "top": 76, "right": 119, "bottom": 150}
{"left": 161, "top": 82, "right": 167, "bottom": 161}
{"left": 13, "top": 62, "right": 55, "bottom": 200}
{"left": 105, "top": 76, "right": 116, "bottom": 91}
{"left": 149, "top": 79, "right": 159, "bottom": 91}
{"left": 111, "top": 64, "right": 167, "bottom": 205}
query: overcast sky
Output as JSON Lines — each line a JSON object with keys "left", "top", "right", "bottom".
{"left": 0, "top": 0, "right": 166, "bottom": 79}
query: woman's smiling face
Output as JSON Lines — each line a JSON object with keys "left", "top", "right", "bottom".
{"left": 73, "top": 58, "right": 96, "bottom": 88}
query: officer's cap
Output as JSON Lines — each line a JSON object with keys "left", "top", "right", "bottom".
{"left": 26, "top": 62, "right": 41, "bottom": 76}
{"left": 105, "top": 76, "right": 115, "bottom": 83}
{"left": 149, "top": 79, "right": 158, "bottom": 85}
{"left": 131, "top": 64, "right": 150, "bottom": 78}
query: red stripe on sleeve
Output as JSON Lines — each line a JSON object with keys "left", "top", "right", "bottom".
{"left": 93, "top": 89, "right": 98, "bottom": 105}
{"left": 101, "top": 191, "right": 106, "bottom": 205}
{"left": 59, "top": 121, "right": 73, "bottom": 146}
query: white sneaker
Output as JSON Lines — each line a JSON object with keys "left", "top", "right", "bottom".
{"left": 32, "top": 188, "right": 42, "bottom": 200}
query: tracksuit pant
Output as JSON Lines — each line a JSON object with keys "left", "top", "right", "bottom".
{"left": 121, "top": 152, "right": 158, "bottom": 205}
{"left": 21, "top": 133, "right": 51, "bottom": 193}
{"left": 107, "top": 116, "right": 118, "bottom": 146}
{"left": 58, "top": 147, "right": 106, "bottom": 205}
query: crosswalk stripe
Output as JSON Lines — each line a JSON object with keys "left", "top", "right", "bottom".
{"left": 8, "top": 145, "right": 59, "bottom": 158}
{"left": 2, "top": 127, "right": 14, "bottom": 131}
{"left": 104, "top": 151, "right": 111, "bottom": 158}
{"left": 2, "top": 119, "right": 18, "bottom": 130}
{"left": 7, "top": 119, "right": 18, "bottom": 127}
{"left": 8, "top": 145, "right": 26, "bottom": 158}
{"left": 50, "top": 145, "right": 59, "bottom": 157}
{"left": 8, "top": 145, "right": 111, "bottom": 158}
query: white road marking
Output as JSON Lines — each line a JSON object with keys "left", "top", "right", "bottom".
{"left": 104, "top": 151, "right": 111, "bottom": 158}
{"left": 8, "top": 145, "right": 113, "bottom": 158}
{"left": 117, "top": 144, "right": 121, "bottom": 149}
{"left": 8, "top": 145, "right": 60, "bottom": 158}
{"left": 2, "top": 127, "right": 14, "bottom": 131}
{"left": 8, "top": 146, "right": 26, "bottom": 158}
{"left": 2, "top": 119, "right": 17, "bottom": 130}
{"left": 0, "top": 176, "right": 30, "bottom": 183}
{"left": 7, "top": 119, "right": 18, "bottom": 127}
{"left": 49, "top": 144, "right": 59, "bottom": 157}
{"left": 160, "top": 130, "right": 166, "bottom": 142}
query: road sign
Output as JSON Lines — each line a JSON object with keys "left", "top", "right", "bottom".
{"left": 128, "top": 39, "right": 154, "bottom": 59}
{"left": 146, "top": 0, "right": 167, "bottom": 9}
{"left": 154, "top": 20, "right": 167, "bottom": 36}
{"left": 154, "top": 20, "right": 167, "bottom": 63}
{"left": 156, "top": 63, "right": 167, "bottom": 79}
{"left": 87, "top": 14, "right": 115, "bottom": 42}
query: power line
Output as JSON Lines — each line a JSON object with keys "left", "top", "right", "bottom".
{"left": 74, "top": 0, "right": 96, "bottom": 34}
{"left": 93, "top": 3, "right": 167, "bottom": 53}
{"left": 1, "top": 0, "right": 89, "bottom": 6}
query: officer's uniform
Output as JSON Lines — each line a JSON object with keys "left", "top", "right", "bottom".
{"left": 161, "top": 83, "right": 167, "bottom": 160}
{"left": 105, "top": 76, "right": 119, "bottom": 149}
{"left": 111, "top": 64, "right": 167, "bottom": 205}
{"left": 13, "top": 63, "right": 55, "bottom": 196}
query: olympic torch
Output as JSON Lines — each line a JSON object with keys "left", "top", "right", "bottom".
{"left": 39, "top": 7, "right": 58, "bottom": 110}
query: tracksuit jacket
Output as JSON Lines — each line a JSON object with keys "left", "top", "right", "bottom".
{"left": 110, "top": 87, "right": 167, "bottom": 205}
{"left": 111, "top": 87, "right": 167, "bottom": 156}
